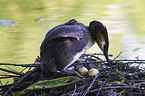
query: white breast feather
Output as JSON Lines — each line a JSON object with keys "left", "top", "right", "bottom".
{"left": 64, "top": 41, "right": 94, "bottom": 69}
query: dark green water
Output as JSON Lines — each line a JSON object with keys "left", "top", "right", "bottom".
{"left": 0, "top": 0, "right": 145, "bottom": 83}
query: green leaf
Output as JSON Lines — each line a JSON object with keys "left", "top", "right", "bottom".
{"left": 13, "top": 76, "right": 83, "bottom": 96}
{"left": 115, "top": 70, "right": 123, "bottom": 75}
{"left": 110, "top": 81, "right": 127, "bottom": 86}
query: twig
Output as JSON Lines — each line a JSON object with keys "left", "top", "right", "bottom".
{"left": 5, "top": 65, "right": 15, "bottom": 71}
{"left": 96, "top": 78, "right": 107, "bottom": 96}
{"left": 134, "top": 62, "right": 142, "bottom": 70}
{"left": 82, "top": 53, "right": 113, "bottom": 57}
{"left": 0, "top": 76, "right": 19, "bottom": 79}
{"left": 61, "top": 85, "right": 86, "bottom": 96}
{"left": 130, "top": 76, "right": 133, "bottom": 95}
{"left": 81, "top": 54, "right": 103, "bottom": 61}
{"left": 82, "top": 74, "right": 99, "bottom": 96}
{"left": 26, "top": 91, "right": 34, "bottom": 96}
{"left": 0, "top": 84, "right": 12, "bottom": 88}
{"left": 89, "top": 86, "right": 142, "bottom": 93}
{"left": 133, "top": 82, "right": 145, "bottom": 86}
{"left": 72, "top": 84, "right": 77, "bottom": 96}
{"left": 1, "top": 53, "right": 145, "bottom": 95}
{"left": 61, "top": 86, "right": 71, "bottom": 96}
{"left": 80, "top": 86, "right": 85, "bottom": 96}
{"left": 5, "top": 81, "right": 9, "bottom": 85}
{"left": 0, "top": 74, "right": 17, "bottom": 77}
{"left": 0, "top": 63, "right": 38, "bottom": 67}
{"left": 0, "top": 68, "right": 24, "bottom": 76}
{"left": 1, "top": 59, "right": 145, "bottom": 70}
{"left": 19, "top": 67, "right": 28, "bottom": 74}
{"left": 72, "top": 59, "right": 145, "bottom": 66}
{"left": 3, "top": 67, "right": 40, "bottom": 96}
{"left": 0, "top": 74, "right": 19, "bottom": 79}
{"left": 113, "top": 51, "right": 123, "bottom": 60}
{"left": 0, "top": 80, "right": 3, "bottom": 86}
{"left": 126, "top": 80, "right": 145, "bottom": 82}
{"left": 5, "top": 65, "right": 24, "bottom": 77}
{"left": 113, "top": 59, "right": 145, "bottom": 62}
{"left": 118, "top": 89, "right": 126, "bottom": 96}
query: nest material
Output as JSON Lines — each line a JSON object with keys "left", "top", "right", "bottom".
{"left": 0, "top": 53, "right": 145, "bottom": 96}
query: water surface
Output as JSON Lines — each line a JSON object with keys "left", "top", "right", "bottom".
{"left": 0, "top": 0, "right": 145, "bottom": 83}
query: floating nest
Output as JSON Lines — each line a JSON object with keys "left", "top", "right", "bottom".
{"left": 0, "top": 53, "right": 145, "bottom": 96}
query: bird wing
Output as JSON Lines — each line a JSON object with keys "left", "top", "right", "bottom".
{"left": 41, "top": 25, "right": 88, "bottom": 47}
{"left": 40, "top": 25, "right": 89, "bottom": 62}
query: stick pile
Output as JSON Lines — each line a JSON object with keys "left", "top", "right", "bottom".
{"left": 0, "top": 53, "right": 145, "bottom": 96}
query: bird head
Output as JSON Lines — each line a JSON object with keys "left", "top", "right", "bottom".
{"left": 89, "top": 20, "right": 110, "bottom": 65}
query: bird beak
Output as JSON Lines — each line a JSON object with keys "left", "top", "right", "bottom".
{"left": 103, "top": 46, "right": 110, "bottom": 65}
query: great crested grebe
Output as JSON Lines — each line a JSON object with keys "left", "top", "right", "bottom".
{"left": 40, "top": 19, "right": 110, "bottom": 73}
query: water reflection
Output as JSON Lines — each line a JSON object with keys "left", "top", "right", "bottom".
{"left": 1, "top": 0, "right": 145, "bottom": 84}
{"left": 0, "top": 0, "right": 145, "bottom": 64}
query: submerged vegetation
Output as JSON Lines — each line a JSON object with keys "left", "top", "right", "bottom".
{"left": 0, "top": 53, "right": 145, "bottom": 96}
